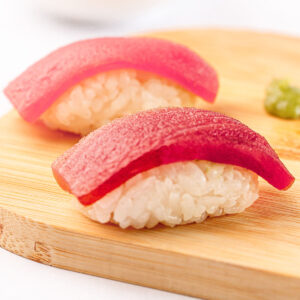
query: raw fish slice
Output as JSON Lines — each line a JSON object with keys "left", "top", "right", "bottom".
{"left": 4, "top": 37, "right": 219, "bottom": 122}
{"left": 52, "top": 107, "right": 294, "bottom": 206}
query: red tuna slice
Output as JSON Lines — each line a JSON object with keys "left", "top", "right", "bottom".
{"left": 4, "top": 37, "right": 219, "bottom": 122}
{"left": 52, "top": 108, "right": 294, "bottom": 206}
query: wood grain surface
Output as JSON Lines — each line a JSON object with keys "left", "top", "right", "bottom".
{"left": 0, "top": 29, "right": 300, "bottom": 300}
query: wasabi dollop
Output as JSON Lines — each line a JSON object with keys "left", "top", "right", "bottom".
{"left": 265, "top": 79, "right": 300, "bottom": 119}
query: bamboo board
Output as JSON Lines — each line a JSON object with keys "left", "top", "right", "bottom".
{"left": 1, "top": 29, "right": 300, "bottom": 300}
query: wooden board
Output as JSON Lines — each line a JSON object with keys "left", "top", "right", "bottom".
{"left": 1, "top": 29, "right": 300, "bottom": 300}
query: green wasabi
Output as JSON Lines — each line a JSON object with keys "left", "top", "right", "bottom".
{"left": 264, "top": 79, "right": 300, "bottom": 119}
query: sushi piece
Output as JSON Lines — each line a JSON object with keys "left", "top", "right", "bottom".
{"left": 4, "top": 37, "right": 219, "bottom": 135}
{"left": 52, "top": 107, "right": 294, "bottom": 229}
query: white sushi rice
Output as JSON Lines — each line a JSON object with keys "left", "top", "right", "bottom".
{"left": 41, "top": 69, "right": 197, "bottom": 135}
{"left": 79, "top": 160, "right": 259, "bottom": 229}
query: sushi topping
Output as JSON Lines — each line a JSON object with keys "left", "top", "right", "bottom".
{"left": 52, "top": 107, "right": 294, "bottom": 206}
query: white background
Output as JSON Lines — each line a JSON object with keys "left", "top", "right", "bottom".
{"left": 1, "top": 1, "right": 299, "bottom": 299}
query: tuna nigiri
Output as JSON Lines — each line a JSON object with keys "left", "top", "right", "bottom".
{"left": 4, "top": 37, "right": 219, "bottom": 135}
{"left": 52, "top": 108, "right": 294, "bottom": 229}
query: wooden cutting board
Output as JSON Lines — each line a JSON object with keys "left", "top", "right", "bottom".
{"left": 1, "top": 29, "right": 300, "bottom": 300}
